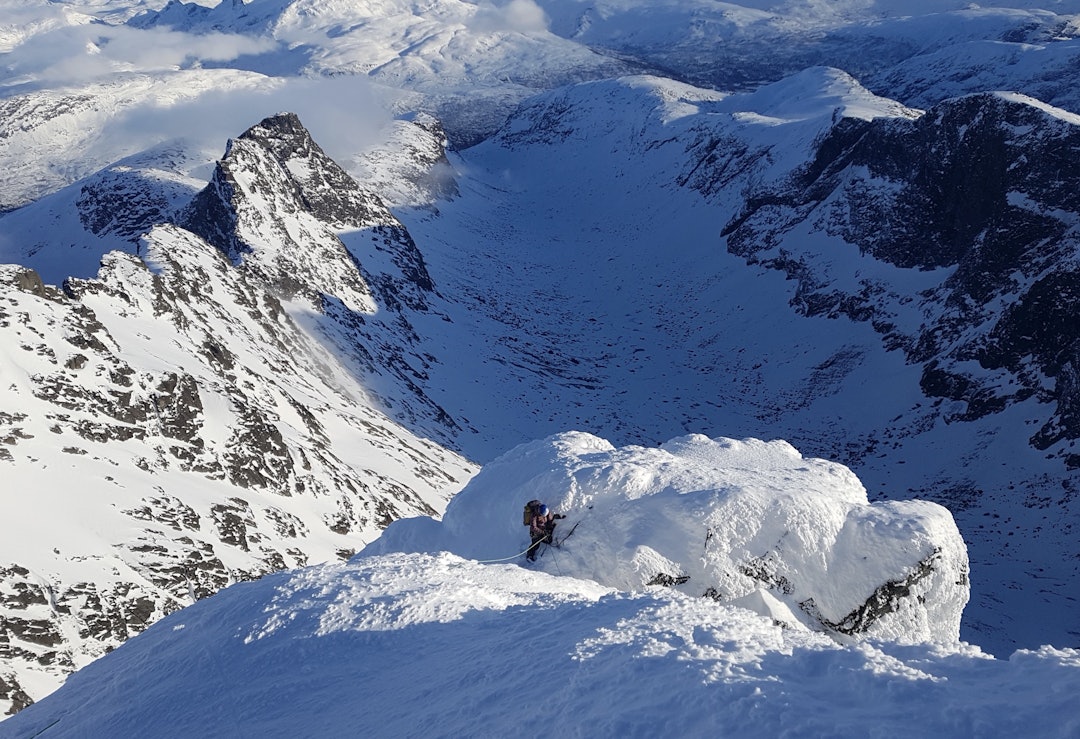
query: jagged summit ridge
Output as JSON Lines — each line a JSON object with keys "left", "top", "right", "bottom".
{"left": 181, "top": 113, "right": 377, "bottom": 313}
{"left": 0, "top": 113, "right": 474, "bottom": 716}
{"left": 182, "top": 112, "right": 436, "bottom": 315}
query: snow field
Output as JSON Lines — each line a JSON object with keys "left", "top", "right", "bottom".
{"left": 4, "top": 551, "right": 1078, "bottom": 738}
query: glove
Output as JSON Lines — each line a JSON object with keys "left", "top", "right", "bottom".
{"left": 555, "top": 514, "right": 567, "bottom": 520}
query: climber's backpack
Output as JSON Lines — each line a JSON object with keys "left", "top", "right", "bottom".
{"left": 523, "top": 499, "right": 542, "bottom": 526}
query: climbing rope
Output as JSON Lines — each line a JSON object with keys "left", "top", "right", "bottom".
{"left": 475, "top": 543, "right": 541, "bottom": 564}
{"left": 553, "top": 519, "right": 582, "bottom": 546}
{"left": 475, "top": 505, "right": 593, "bottom": 564}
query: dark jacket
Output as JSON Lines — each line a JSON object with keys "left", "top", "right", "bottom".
{"left": 529, "top": 512, "right": 554, "bottom": 539}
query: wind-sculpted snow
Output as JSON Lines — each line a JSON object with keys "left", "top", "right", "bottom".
{"left": 5, "top": 552, "right": 1078, "bottom": 739}
{"left": 367, "top": 431, "right": 969, "bottom": 644}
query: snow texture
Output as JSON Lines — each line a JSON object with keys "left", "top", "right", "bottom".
{"left": 369, "top": 431, "right": 970, "bottom": 644}
{"left": 2, "top": 550, "right": 1077, "bottom": 738}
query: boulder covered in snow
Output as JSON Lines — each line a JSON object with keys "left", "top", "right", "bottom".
{"left": 364, "top": 432, "right": 970, "bottom": 643}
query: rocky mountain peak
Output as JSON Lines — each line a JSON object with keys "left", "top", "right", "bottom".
{"left": 722, "top": 90, "right": 1080, "bottom": 462}
{"left": 236, "top": 112, "right": 392, "bottom": 230}
{"left": 180, "top": 112, "right": 434, "bottom": 315}
{"left": 0, "top": 111, "right": 474, "bottom": 714}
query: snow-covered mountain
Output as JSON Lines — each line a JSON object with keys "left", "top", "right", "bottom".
{"left": 2, "top": 0, "right": 1080, "bottom": 723}
{"left": 0, "top": 110, "right": 474, "bottom": 713}
{"left": 1, "top": 435, "right": 1076, "bottom": 738}
{"left": 394, "top": 69, "right": 1080, "bottom": 658}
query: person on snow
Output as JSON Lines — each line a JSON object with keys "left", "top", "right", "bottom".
{"left": 526, "top": 503, "right": 565, "bottom": 561}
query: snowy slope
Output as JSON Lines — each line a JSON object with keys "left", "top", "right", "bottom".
{"left": 370, "top": 431, "right": 970, "bottom": 645}
{"left": 1, "top": 552, "right": 1077, "bottom": 738}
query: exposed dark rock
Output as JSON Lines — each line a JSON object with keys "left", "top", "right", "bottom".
{"left": 123, "top": 494, "right": 201, "bottom": 532}
{"left": 76, "top": 164, "right": 187, "bottom": 243}
{"left": 124, "top": 534, "right": 230, "bottom": 602}
{"left": 264, "top": 507, "right": 307, "bottom": 539}
{"left": 223, "top": 405, "right": 292, "bottom": 492}
{"left": 210, "top": 498, "right": 257, "bottom": 551}
{"left": 799, "top": 548, "right": 963, "bottom": 636}
{"left": 646, "top": 573, "right": 691, "bottom": 587}
{"left": 721, "top": 92, "right": 1080, "bottom": 455}
{"left": 152, "top": 372, "right": 206, "bottom": 445}
{"left": 10, "top": 269, "right": 46, "bottom": 297}
{"left": 738, "top": 553, "right": 795, "bottom": 596}
{"left": 0, "top": 674, "right": 33, "bottom": 715}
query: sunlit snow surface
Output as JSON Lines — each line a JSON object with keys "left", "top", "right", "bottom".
{"left": 370, "top": 431, "right": 969, "bottom": 644}
{"left": 4, "top": 551, "right": 1078, "bottom": 738}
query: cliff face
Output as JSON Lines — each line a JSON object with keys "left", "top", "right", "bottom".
{"left": 722, "top": 91, "right": 1080, "bottom": 464}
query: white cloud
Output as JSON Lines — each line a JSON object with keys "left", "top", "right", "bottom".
{"left": 108, "top": 74, "right": 394, "bottom": 174}
{"left": 470, "top": 0, "right": 551, "bottom": 34}
{"left": 5, "top": 24, "right": 276, "bottom": 84}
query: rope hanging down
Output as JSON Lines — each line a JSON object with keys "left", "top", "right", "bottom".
{"left": 475, "top": 506, "right": 592, "bottom": 564}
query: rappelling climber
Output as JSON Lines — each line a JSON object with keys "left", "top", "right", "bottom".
{"left": 525, "top": 502, "right": 565, "bottom": 561}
